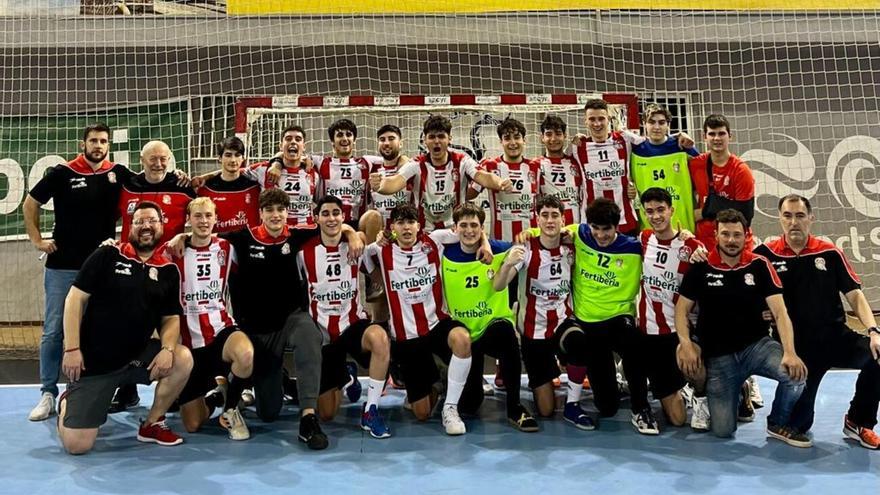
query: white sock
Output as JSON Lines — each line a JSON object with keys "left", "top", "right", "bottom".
{"left": 567, "top": 381, "right": 584, "bottom": 404}
{"left": 366, "top": 378, "right": 384, "bottom": 409}
{"left": 445, "top": 355, "right": 471, "bottom": 407}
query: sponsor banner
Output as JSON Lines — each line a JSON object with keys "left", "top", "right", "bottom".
{"left": 0, "top": 101, "right": 188, "bottom": 239}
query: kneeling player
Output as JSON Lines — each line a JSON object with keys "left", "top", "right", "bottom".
{"left": 299, "top": 196, "right": 391, "bottom": 438}
{"left": 493, "top": 196, "right": 571, "bottom": 420}
{"left": 362, "top": 204, "right": 474, "bottom": 435}
{"left": 174, "top": 198, "right": 255, "bottom": 440}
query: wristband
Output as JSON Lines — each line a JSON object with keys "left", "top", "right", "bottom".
{"left": 868, "top": 326, "right": 880, "bottom": 336}
{"left": 161, "top": 346, "right": 174, "bottom": 354}
{"left": 64, "top": 347, "right": 79, "bottom": 353}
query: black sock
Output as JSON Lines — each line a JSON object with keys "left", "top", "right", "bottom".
{"left": 205, "top": 389, "right": 225, "bottom": 410}
{"left": 225, "top": 372, "right": 246, "bottom": 411}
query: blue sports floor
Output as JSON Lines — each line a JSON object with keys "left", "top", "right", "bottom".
{"left": 2, "top": 372, "right": 877, "bottom": 495}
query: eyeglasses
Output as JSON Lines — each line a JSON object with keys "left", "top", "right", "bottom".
{"left": 133, "top": 219, "right": 162, "bottom": 226}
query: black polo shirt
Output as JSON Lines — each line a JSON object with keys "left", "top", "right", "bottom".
{"left": 224, "top": 225, "right": 319, "bottom": 335}
{"left": 28, "top": 155, "right": 135, "bottom": 270}
{"left": 754, "top": 236, "right": 860, "bottom": 345}
{"left": 73, "top": 243, "right": 182, "bottom": 376}
{"left": 679, "top": 249, "right": 783, "bottom": 358}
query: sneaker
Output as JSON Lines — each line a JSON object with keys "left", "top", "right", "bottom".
{"left": 632, "top": 407, "right": 660, "bottom": 435}
{"left": 361, "top": 404, "right": 391, "bottom": 439}
{"left": 737, "top": 382, "right": 755, "bottom": 422}
{"left": 508, "top": 404, "right": 539, "bottom": 432}
{"left": 691, "top": 396, "right": 711, "bottom": 432}
{"left": 767, "top": 422, "right": 812, "bottom": 448}
{"left": 680, "top": 384, "right": 695, "bottom": 408}
{"left": 137, "top": 416, "right": 184, "bottom": 446}
{"left": 482, "top": 376, "right": 495, "bottom": 396}
{"left": 205, "top": 376, "right": 228, "bottom": 410}
{"left": 843, "top": 414, "right": 880, "bottom": 449}
{"left": 219, "top": 408, "right": 250, "bottom": 441}
{"left": 748, "top": 375, "right": 764, "bottom": 409}
{"left": 442, "top": 405, "right": 466, "bottom": 435}
{"left": 563, "top": 401, "right": 596, "bottom": 430}
{"left": 28, "top": 391, "right": 56, "bottom": 422}
{"left": 240, "top": 388, "right": 255, "bottom": 408}
{"left": 298, "top": 413, "right": 329, "bottom": 450}
{"left": 282, "top": 374, "right": 299, "bottom": 404}
{"left": 343, "top": 362, "right": 362, "bottom": 403}
{"left": 109, "top": 384, "right": 140, "bottom": 413}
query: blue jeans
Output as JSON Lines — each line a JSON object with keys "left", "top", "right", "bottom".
{"left": 706, "top": 337, "right": 805, "bottom": 438}
{"left": 40, "top": 268, "right": 78, "bottom": 396}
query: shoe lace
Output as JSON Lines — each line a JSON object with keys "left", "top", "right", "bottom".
{"left": 859, "top": 427, "right": 879, "bottom": 443}
{"left": 149, "top": 418, "right": 170, "bottom": 431}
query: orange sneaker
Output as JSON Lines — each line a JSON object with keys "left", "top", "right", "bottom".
{"left": 843, "top": 415, "right": 880, "bottom": 449}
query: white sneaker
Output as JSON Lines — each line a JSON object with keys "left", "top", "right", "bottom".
{"left": 691, "top": 396, "right": 710, "bottom": 432}
{"left": 28, "top": 392, "right": 56, "bottom": 421}
{"left": 240, "top": 388, "right": 255, "bottom": 408}
{"left": 220, "top": 408, "right": 250, "bottom": 441}
{"left": 747, "top": 375, "right": 764, "bottom": 408}
{"left": 680, "top": 384, "right": 695, "bottom": 408}
{"left": 442, "top": 405, "right": 466, "bottom": 435}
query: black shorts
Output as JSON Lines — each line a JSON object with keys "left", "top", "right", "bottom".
{"left": 640, "top": 332, "right": 686, "bottom": 400}
{"left": 319, "top": 320, "right": 375, "bottom": 394}
{"left": 390, "top": 318, "right": 462, "bottom": 403}
{"left": 62, "top": 339, "right": 161, "bottom": 429}
{"left": 521, "top": 337, "right": 560, "bottom": 389}
{"left": 178, "top": 327, "right": 237, "bottom": 405}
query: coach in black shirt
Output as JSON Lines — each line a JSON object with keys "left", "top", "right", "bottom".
{"left": 755, "top": 194, "right": 880, "bottom": 449}
{"left": 56, "top": 201, "right": 192, "bottom": 454}
{"left": 675, "top": 209, "right": 808, "bottom": 447}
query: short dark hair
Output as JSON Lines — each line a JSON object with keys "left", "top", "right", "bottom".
{"left": 218, "top": 136, "right": 245, "bottom": 157}
{"left": 377, "top": 124, "right": 402, "bottom": 139}
{"left": 716, "top": 208, "right": 747, "bottom": 228}
{"left": 585, "top": 198, "right": 620, "bottom": 227}
{"left": 259, "top": 188, "right": 288, "bottom": 210}
{"left": 82, "top": 122, "right": 111, "bottom": 142}
{"left": 314, "top": 195, "right": 344, "bottom": 216}
{"left": 535, "top": 195, "right": 564, "bottom": 214}
{"left": 390, "top": 204, "right": 418, "bottom": 223}
{"left": 496, "top": 118, "right": 526, "bottom": 139}
{"left": 643, "top": 104, "right": 672, "bottom": 124}
{"left": 540, "top": 115, "right": 567, "bottom": 134}
{"left": 702, "top": 114, "right": 731, "bottom": 134}
{"left": 281, "top": 124, "right": 306, "bottom": 140}
{"left": 452, "top": 202, "right": 486, "bottom": 225}
{"left": 133, "top": 200, "right": 163, "bottom": 219}
{"left": 423, "top": 115, "right": 452, "bottom": 135}
{"left": 583, "top": 98, "right": 609, "bottom": 112}
{"left": 777, "top": 194, "right": 812, "bottom": 214}
{"left": 328, "top": 119, "right": 357, "bottom": 141}
{"left": 640, "top": 187, "right": 673, "bottom": 207}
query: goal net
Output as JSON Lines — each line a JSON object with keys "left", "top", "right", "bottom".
{"left": 1, "top": 3, "right": 879, "bottom": 358}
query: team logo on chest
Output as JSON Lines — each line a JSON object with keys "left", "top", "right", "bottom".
{"left": 615, "top": 258, "right": 624, "bottom": 268}
{"left": 216, "top": 250, "right": 226, "bottom": 267}
{"left": 814, "top": 258, "right": 826, "bottom": 271}
{"left": 162, "top": 195, "right": 171, "bottom": 205}
{"left": 744, "top": 273, "right": 755, "bottom": 286}
{"left": 149, "top": 267, "right": 159, "bottom": 281}
{"left": 245, "top": 193, "right": 251, "bottom": 204}
{"left": 108, "top": 172, "right": 117, "bottom": 183}
{"left": 672, "top": 163, "right": 680, "bottom": 173}
{"left": 486, "top": 268, "right": 495, "bottom": 280}
{"left": 281, "top": 243, "right": 291, "bottom": 255}
{"left": 678, "top": 246, "right": 692, "bottom": 262}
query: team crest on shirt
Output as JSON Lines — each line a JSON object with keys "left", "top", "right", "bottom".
{"left": 528, "top": 171, "right": 536, "bottom": 184}
{"left": 107, "top": 171, "right": 117, "bottom": 183}
{"left": 773, "top": 261, "right": 787, "bottom": 272}
{"left": 216, "top": 250, "right": 226, "bottom": 266}
{"left": 126, "top": 201, "right": 137, "bottom": 214}
{"left": 162, "top": 194, "right": 171, "bottom": 205}
{"left": 678, "top": 246, "right": 693, "bottom": 261}
{"left": 281, "top": 243, "right": 291, "bottom": 255}
{"left": 340, "top": 280, "right": 352, "bottom": 290}
{"left": 451, "top": 169, "right": 460, "bottom": 184}
{"left": 815, "top": 258, "right": 827, "bottom": 271}
{"left": 615, "top": 258, "right": 623, "bottom": 268}
{"left": 486, "top": 268, "right": 495, "bottom": 280}
{"left": 245, "top": 194, "right": 251, "bottom": 204}
{"left": 148, "top": 267, "right": 159, "bottom": 281}
{"left": 421, "top": 243, "right": 434, "bottom": 254}
{"left": 744, "top": 273, "right": 755, "bottom": 286}
{"left": 672, "top": 163, "right": 680, "bottom": 173}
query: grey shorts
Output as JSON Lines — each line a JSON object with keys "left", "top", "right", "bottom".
{"left": 62, "top": 339, "right": 161, "bottom": 429}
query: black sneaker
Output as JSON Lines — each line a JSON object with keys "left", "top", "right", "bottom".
{"left": 767, "top": 422, "right": 812, "bottom": 448}
{"left": 737, "top": 382, "right": 755, "bottom": 422}
{"left": 109, "top": 384, "right": 140, "bottom": 413}
{"left": 298, "top": 413, "right": 329, "bottom": 450}
{"left": 631, "top": 407, "right": 660, "bottom": 435}
{"left": 507, "top": 404, "right": 539, "bottom": 432}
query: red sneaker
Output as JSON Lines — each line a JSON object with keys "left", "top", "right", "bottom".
{"left": 137, "top": 416, "right": 184, "bottom": 446}
{"left": 843, "top": 415, "right": 880, "bottom": 450}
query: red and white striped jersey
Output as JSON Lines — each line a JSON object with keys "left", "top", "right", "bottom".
{"left": 297, "top": 236, "right": 366, "bottom": 342}
{"left": 362, "top": 229, "right": 458, "bottom": 341}
{"left": 174, "top": 237, "right": 237, "bottom": 350}
{"left": 537, "top": 155, "right": 582, "bottom": 224}
{"left": 314, "top": 155, "right": 371, "bottom": 222}
{"left": 367, "top": 156, "right": 418, "bottom": 229}
{"left": 571, "top": 130, "right": 644, "bottom": 233}
{"left": 245, "top": 161, "right": 318, "bottom": 227}
{"left": 479, "top": 156, "right": 542, "bottom": 242}
{"left": 397, "top": 151, "right": 480, "bottom": 232}
{"left": 513, "top": 237, "right": 573, "bottom": 340}
{"left": 638, "top": 230, "right": 702, "bottom": 335}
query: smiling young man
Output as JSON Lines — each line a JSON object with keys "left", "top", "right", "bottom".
{"left": 196, "top": 137, "right": 261, "bottom": 233}
{"left": 754, "top": 195, "right": 880, "bottom": 449}
{"left": 537, "top": 115, "right": 582, "bottom": 225}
